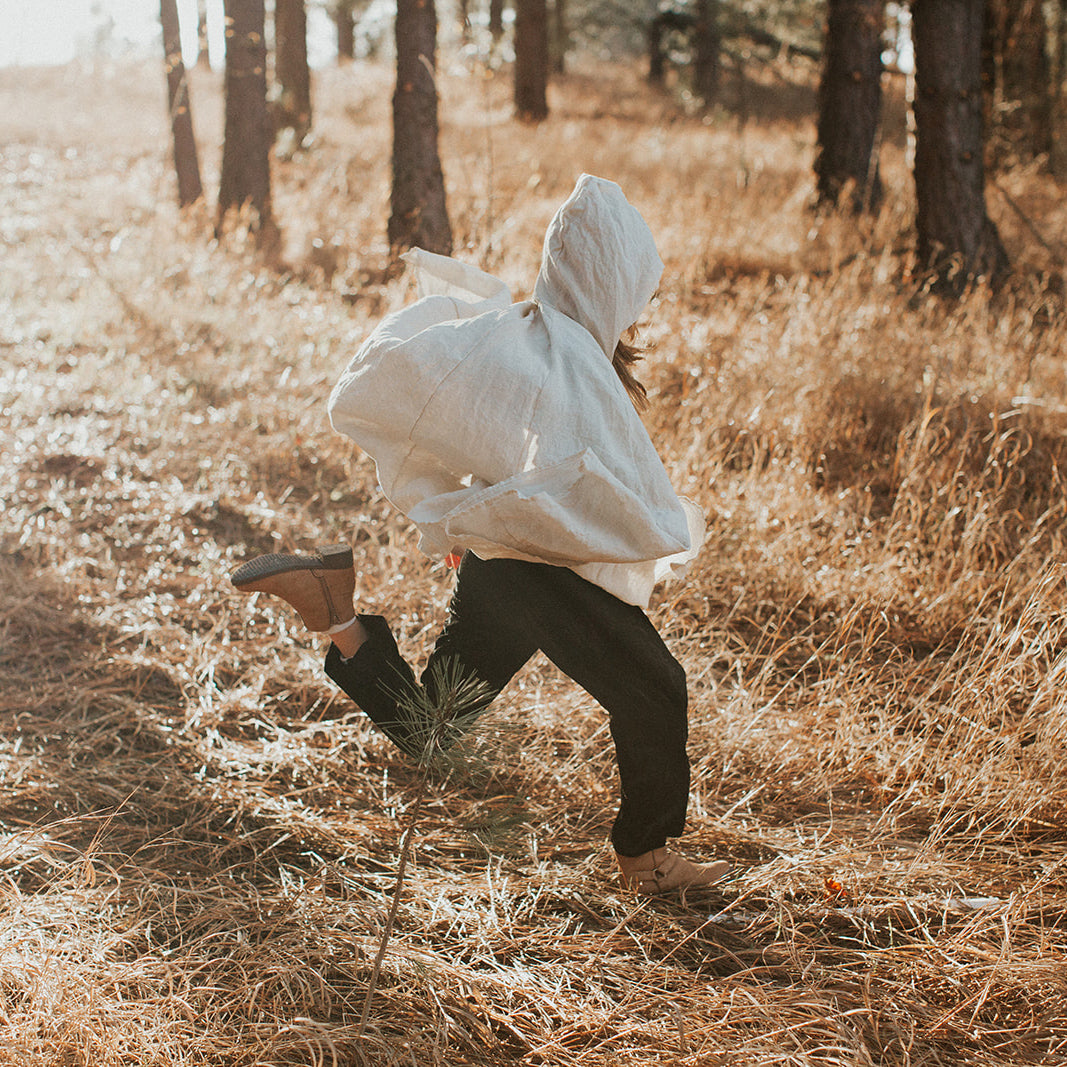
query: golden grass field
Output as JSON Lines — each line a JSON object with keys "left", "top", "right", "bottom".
{"left": 2, "top": 47, "right": 1067, "bottom": 1066}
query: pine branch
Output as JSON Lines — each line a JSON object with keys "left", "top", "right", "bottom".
{"left": 356, "top": 657, "right": 495, "bottom": 1041}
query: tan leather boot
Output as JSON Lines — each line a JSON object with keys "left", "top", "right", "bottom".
{"left": 231, "top": 544, "right": 356, "bottom": 632}
{"left": 616, "top": 847, "right": 731, "bottom": 894}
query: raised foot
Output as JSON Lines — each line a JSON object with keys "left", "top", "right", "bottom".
{"left": 231, "top": 544, "right": 356, "bottom": 632}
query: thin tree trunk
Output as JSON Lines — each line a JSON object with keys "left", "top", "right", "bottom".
{"left": 814, "top": 0, "right": 885, "bottom": 211}
{"left": 693, "top": 0, "right": 720, "bottom": 102}
{"left": 489, "top": 0, "right": 505, "bottom": 43}
{"left": 647, "top": 11, "right": 694, "bottom": 86}
{"left": 912, "top": 0, "right": 1009, "bottom": 289}
{"left": 648, "top": 16, "right": 665, "bottom": 85}
{"left": 161, "top": 0, "right": 203, "bottom": 207}
{"left": 336, "top": 0, "right": 355, "bottom": 62}
{"left": 514, "top": 0, "right": 549, "bottom": 122}
{"left": 217, "top": 0, "right": 275, "bottom": 238}
{"left": 274, "top": 0, "right": 312, "bottom": 144}
{"left": 1009, "top": 1, "right": 1050, "bottom": 156}
{"left": 551, "top": 0, "right": 568, "bottom": 75}
{"left": 389, "top": 0, "right": 452, "bottom": 255}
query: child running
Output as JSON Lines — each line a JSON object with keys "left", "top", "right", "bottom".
{"left": 232, "top": 174, "right": 729, "bottom": 894}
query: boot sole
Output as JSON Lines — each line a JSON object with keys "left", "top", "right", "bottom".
{"left": 231, "top": 544, "right": 353, "bottom": 589}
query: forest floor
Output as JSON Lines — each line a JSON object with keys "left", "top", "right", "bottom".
{"left": 2, "top": 50, "right": 1067, "bottom": 1067}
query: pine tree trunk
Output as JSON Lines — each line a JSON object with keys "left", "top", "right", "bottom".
{"left": 693, "top": 0, "right": 720, "bottom": 103}
{"left": 514, "top": 0, "right": 549, "bottom": 122}
{"left": 489, "top": 0, "right": 505, "bottom": 43}
{"left": 648, "top": 16, "right": 666, "bottom": 85}
{"left": 647, "top": 11, "right": 694, "bottom": 86}
{"left": 274, "top": 0, "right": 312, "bottom": 144}
{"left": 336, "top": 0, "right": 355, "bottom": 62}
{"left": 161, "top": 0, "right": 203, "bottom": 207}
{"left": 217, "top": 0, "right": 274, "bottom": 236}
{"left": 389, "top": 0, "right": 452, "bottom": 255}
{"left": 912, "top": 0, "right": 1009, "bottom": 289}
{"left": 1016, "top": 1, "right": 1054, "bottom": 158}
{"left": 814, "top": 0, "right": 885, "bottom": 210}
{"left": 551, "top": 0, "right": 568, "bottom": 75}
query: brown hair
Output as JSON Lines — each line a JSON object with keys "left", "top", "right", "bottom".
{"left": 613, "top": 325, "right": 649, "bottom": 411}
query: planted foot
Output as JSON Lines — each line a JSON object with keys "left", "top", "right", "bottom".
{"left": 616, "top": 847, "right": 731, "bottom": 895}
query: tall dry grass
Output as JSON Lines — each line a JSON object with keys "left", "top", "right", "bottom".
{"left": 1, "top": 51, "right": 1066, "bottom": 1066}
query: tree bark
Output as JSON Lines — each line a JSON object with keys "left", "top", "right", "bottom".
{"left": 514, "top": 0, "right": 549, "bottom": 122}
{"left": 647, "top": 11, "right": 694, "bottom": 85}
{"left": 336, "top": 0, "right": 355, "bottom": 62}
{"left": 693, "top": 0, "right": 720, "bottom": 103}
{"left": 274, "top": 0, "right": 312, "bottom": 144}
{"left": 217, "top": 0, "right": 274, "bottom": 236}
{"left": 551, "top": 0, "right": 568, "bottom": 75}
{"left": 648, "top": 17, "right": 665, "bottom": 85}
{"left": 489, "top": 0, "right": 505, "bottom": 44}
{"left": 161, "top": 0, "right": 203, "bottom": 207}
{"left": 911, "top": 0, "right": 1009, "bottom": 289}
{"left": 814, "top": 0, "right": 885, "bottom": 211}
{"left": 389, "top": 0, "right": 452, "bottom": 255}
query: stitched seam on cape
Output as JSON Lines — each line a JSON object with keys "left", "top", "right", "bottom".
{"left": 394, "top": 321, "right": 492, "bottom": 489}
{"left": 521, "top": 306, "right": 553, "bottom": 472}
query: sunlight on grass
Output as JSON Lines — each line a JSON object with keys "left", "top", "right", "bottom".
{"left": 1, "top": 52, "right": 1065, "bottom": 1067}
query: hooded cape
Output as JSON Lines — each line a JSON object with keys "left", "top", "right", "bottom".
{"left": 328, "top": 174, "right": 704, "bottom": 608}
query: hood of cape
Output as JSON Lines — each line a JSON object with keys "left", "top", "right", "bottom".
{"left": 533, "top": 173, "right": 664, "bottom": 359}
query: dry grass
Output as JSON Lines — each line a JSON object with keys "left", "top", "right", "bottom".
{"left": 2, "top": 51, "right": 1067, "bottom": 1066}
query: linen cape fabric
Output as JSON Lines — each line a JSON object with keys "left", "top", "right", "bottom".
{"left": 328, "top": 174, "right": 704, "bottom": 609}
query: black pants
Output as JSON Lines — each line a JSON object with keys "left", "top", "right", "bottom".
{"left": 324, "top": 552, "right": 690, "bottom": 856}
